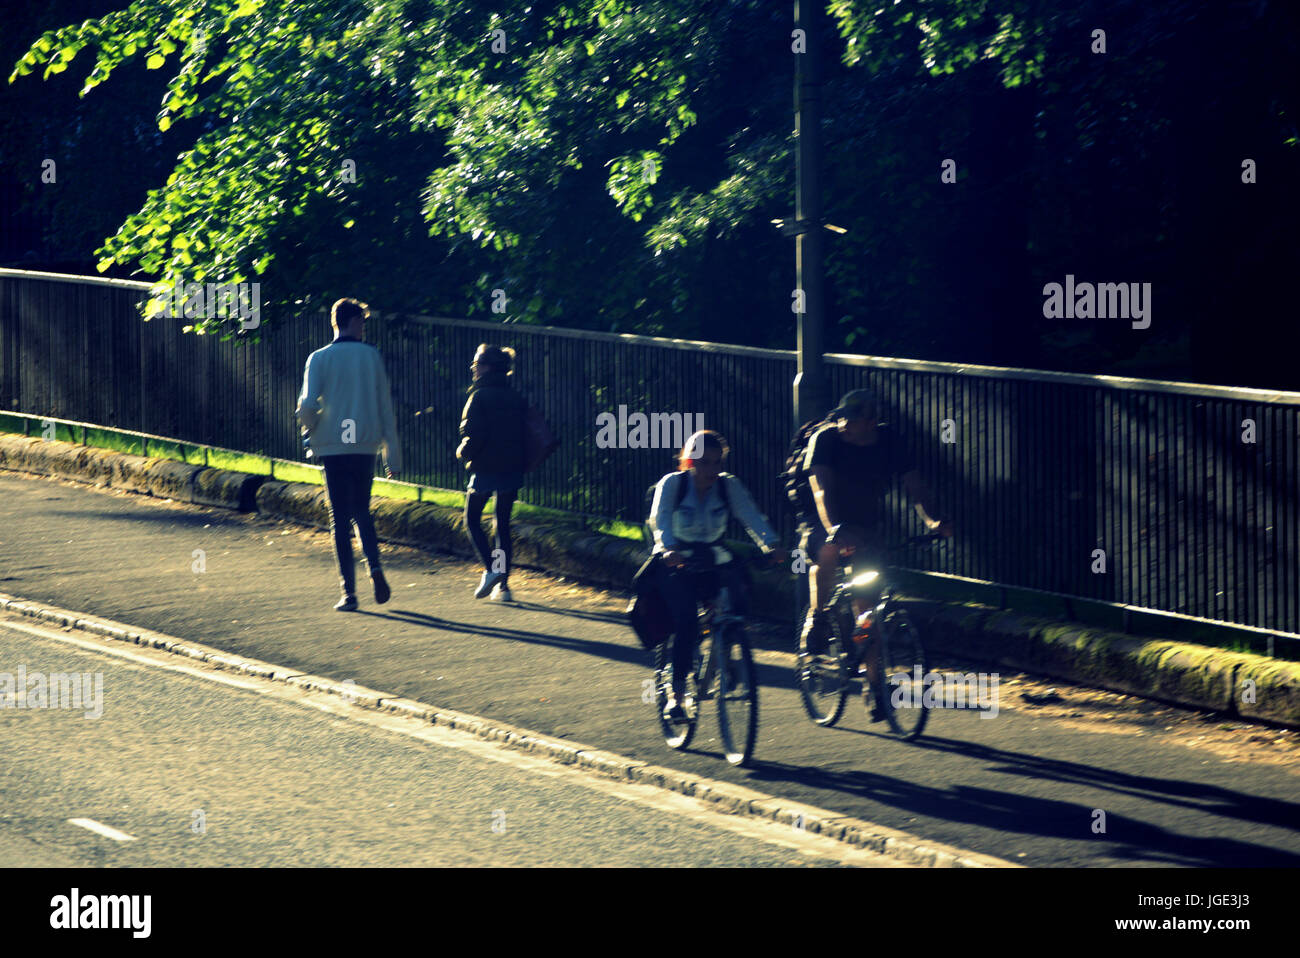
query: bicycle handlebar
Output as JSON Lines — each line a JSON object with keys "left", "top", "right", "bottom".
{"left": 662, "top": 548, "right": 723, "bottom": 570}
{"left": 891, "top": 532, "right": 945, "bottom": 550}
{"left": 825, "top": 525, "right": 946, "bottom": 550}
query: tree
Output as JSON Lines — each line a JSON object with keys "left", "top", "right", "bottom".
{"left": 9, "top": 0, "right": 1298, "bottom": 387}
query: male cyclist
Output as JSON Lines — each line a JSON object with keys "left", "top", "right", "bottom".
{"left": 800, "top": 389, "right": 953, "bottom": 668}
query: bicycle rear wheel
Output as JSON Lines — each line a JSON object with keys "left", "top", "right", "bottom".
{"left": 875, "top": 608, "right": 929, "bottom": 740}
{"left": 796, "top": 606, "right": 851, "bottom": 727}
{"left": 714, "top": 625, "right": 758, "bottom": 766}
{"left": 654, "top": 641, "right": 698, "bottom": 749}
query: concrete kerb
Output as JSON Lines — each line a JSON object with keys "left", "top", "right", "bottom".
{"left": 0, "top": 433, "right": 262, "bottom": 512}
{"left": 5, "top": 433, "right": 1300, "bottom": 728}
{"left": 193, "top": 468, "right": 265, "bottom": 512}
{"left": 0, "top": 590, "right": 1014, "bottom": 868}
{"left": 142, "top": 458, "right": 205, "bottom": 503}
{"left": 1235, "top": 657, "right": 1300, "bottom": 726}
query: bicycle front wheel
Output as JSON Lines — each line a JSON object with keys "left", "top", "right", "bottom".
{"left": 654, "top": 641, "right": 697, "bottom": 750}
{"left": 715, "top": 625, "right": 758, "bottom": 766}
{"left": 797, "top": 606, "right": 851, "bottom": 727}
{"left": 875, "top": 608, "right": 929, "bottom": 740}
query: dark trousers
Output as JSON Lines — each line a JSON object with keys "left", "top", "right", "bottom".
{"left": 661, "top": 561, "right": 746, "bottom": 696}
{"left": 464, "top": 489, "right": 518, "bottom": 580}
{"left": 321, "top": 455, "right": 381, "bottom": 595}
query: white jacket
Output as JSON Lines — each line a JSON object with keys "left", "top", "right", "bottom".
{"left": 295, "top": 338, "right": 402, "bottom": 471}
{"left": 649, "top": 471, "right": 779, "bottom": 564}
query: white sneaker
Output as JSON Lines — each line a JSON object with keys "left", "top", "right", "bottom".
{"left": 490, "top": 583, "right": 513, "bottom": 602}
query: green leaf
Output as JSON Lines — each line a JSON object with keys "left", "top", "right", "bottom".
{"left": 146, "top": 52, "right": 165, "bottom": 70}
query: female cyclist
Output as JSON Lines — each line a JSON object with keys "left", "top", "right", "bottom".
{"left": 648, "top": 429, "right": 781, "bottom": 722}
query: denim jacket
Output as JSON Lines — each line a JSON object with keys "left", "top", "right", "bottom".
{"left": 649, "top": 471, "right": 779, "bottom": 564}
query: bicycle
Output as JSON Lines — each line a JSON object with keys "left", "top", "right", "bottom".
{"left": 796, "top": 530, "right": 943, "bottom": 740}
{"left": 652, "top": 553, "right": 759, "bottom": 767}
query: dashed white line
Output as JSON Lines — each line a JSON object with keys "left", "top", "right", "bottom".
{"left": 67, "top": 818, "right": 137, "bottom": 842}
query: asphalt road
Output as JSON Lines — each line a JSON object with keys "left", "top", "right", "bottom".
{"left": 0, "top": 618, "right": 903, "bottom": 867}
{"left": 1, "top": 470, "right": 1297, "bottom": 866}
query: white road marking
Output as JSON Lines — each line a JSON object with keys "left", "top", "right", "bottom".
{"left": 0, "top": 617, "right": 266, "bottom": 692}
{"left": 67, "top": 818, "right": 137, "bottom": 842}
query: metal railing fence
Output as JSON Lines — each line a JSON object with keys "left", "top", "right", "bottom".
{"left": 3, "top": 268, "right": 1297, "bottom": 634}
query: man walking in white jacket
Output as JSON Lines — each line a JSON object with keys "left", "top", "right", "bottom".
{"left": 296, "top": 298, "right": 403, "bottom": 611}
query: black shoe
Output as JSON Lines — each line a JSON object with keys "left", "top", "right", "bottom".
{"left": 334, "top": 594, "right": 358, "bottom": 612}
{"left": 371, "top": 568, "right": 391, "bottom": 605}
{"left": 865, "top": 692, "right": 886, "bottom": 723}
{"left": 662, "top": 694, "right": 693, "bottom": 724}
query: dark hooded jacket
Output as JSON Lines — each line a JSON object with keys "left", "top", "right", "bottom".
{"left": 456, "top": 369, "right": 528, "bottom": 473}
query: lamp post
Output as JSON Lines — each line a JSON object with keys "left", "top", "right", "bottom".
{"left": 792, "top": 0, "right": 828, "bottom": 426}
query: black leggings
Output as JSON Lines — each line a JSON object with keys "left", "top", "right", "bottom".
{"left": 661, "top": 561, "right": 747, "bottom": 696}
{"left": 321, "top": 454, "right": 381, "bottom": 594}
{"left": 465, "top": 489, "right": 517, "bottom": 580}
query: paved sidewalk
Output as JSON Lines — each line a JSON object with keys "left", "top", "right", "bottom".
{"left": 2, "top": 470, "right": 1298, "bottom": 866}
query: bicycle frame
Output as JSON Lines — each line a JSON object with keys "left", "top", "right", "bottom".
{"left": 694, "top": 584, "right": 742, "bottom": 695}
{"left": 827, "top": 560, "right": 893, "bottom": 628}
{"left": 658, "top": 555, "right": 744, "bottom": 695}
{"left": 820, "top": 532, "right": 941, "bottom": 664}
{"left": 796, "top": 531, "right": 941, "bottom": 736}
{"left": 825, "top": 531, "right": 940, "bottom": 624}
{"left": 655, "top": 555, "right": 760, "bottom": 766}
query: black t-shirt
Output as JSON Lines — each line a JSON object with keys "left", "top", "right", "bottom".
{"left": 804, "top": 423, "right": 915, "bottom": 527}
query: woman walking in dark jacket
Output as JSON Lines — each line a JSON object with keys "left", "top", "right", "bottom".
{"left": 456, "top": 343, "right": 527, "bottom": 601}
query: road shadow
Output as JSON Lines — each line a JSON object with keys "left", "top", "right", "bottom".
{"left": 506, "top": 599, "right": 631, "bottom": 626}
{"left": 739, "top": 744, "right": 1300, "bottom": 867}
{"left": 369, "top": 607, "right": 653, "bottom": 668}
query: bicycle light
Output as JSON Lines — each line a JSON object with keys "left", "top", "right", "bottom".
{"left": 849, "top": 570, "right": 879, "bottom": 589}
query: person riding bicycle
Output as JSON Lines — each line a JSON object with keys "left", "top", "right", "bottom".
{"left": 649, "top": 429, "right": 781, "bottom": 723}
{"left": 800, "top": 389, "right": 953, "bottom": 664}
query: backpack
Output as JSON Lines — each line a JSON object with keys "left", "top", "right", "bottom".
{"left": 641, "top": 471, "right": 731, "bottom": 552}
{"left": 523, "top": 403, "right": 559, "bottom": 471}
{"left": 780, "top": 419, "right": 828, "bottom": 526}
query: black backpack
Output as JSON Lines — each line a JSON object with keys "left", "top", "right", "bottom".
{"left": 641, "top": 472, "right": 731, "bottom": 552}
{"left": 779, "top": 419, "right": 828, "bottom": 526}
